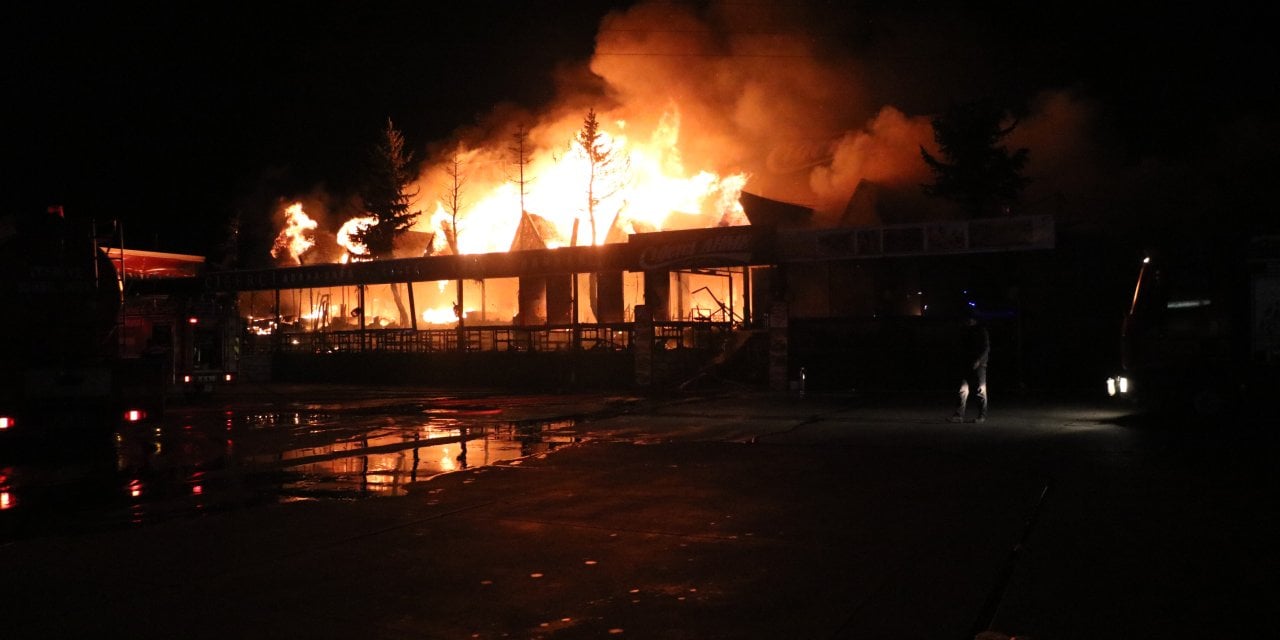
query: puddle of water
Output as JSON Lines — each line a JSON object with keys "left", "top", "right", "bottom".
{"left": 273, "top": 422, "right": 576, "bottom": 500}
{"left": 0, "top": 403, "right": 579, "bottom": 541}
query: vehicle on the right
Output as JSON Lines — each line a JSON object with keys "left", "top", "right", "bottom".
{"left": 1108, "top": 234, "right": 1280, "bottom": 417}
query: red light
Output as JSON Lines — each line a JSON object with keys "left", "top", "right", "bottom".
{"left": 1, "top": 491, "right": 13, "bottom": 510}
{"left": 192, "top": 485, "right": 204, "bottom": 495}
{"left": 188, "top": 317, "right": 199, "bottom": 324}
{"left": 224, "top": 373, "right": 234, "bottom": 382}
{"left": 0, "top": 416, "right": 12, "bottom": 430}
{"left": 125, "top": 409, "right": 145, "bottom": 422}
{"left": 183, "top": 375, "right": 192, "bottom": 383}
{"left": 128, "top": 480, "right": 143, "bottom": 498}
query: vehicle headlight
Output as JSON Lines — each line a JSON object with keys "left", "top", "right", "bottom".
{"left": 1106, "top": 376, "right": 1130, "bottom": 397}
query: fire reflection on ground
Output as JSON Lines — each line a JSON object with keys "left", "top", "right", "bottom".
{"left": 0, "top": 400, "right": 580, "bottom": 541}
{"left": 272, "top": 420, "right": 575, "bottom": 499}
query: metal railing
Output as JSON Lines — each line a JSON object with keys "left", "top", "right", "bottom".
{"left": 248, "top": 320, "right": 733, "bottom": 355}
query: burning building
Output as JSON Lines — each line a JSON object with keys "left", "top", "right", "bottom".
{"left": 105, "top": 2, "right": 1093, "bottom": 393}
{"left": 212, "top": 195, "right": 1054, "bottom": 392}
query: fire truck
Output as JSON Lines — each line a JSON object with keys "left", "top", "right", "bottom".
{"left": 118, "top": 270, "right": 240, "bottom": 396}
{"left": 1107, "top": 234, "right": 1280, "bottom": 417}
{"left": 0, "top": 209, "right": 235, "bottom": 451}
{"left": 0, "top": 210, "right": 129, "bottom": 448}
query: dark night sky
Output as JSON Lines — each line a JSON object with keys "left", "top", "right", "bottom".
{"left": 4, "top": 1, "right": 1276, "bottom": 256}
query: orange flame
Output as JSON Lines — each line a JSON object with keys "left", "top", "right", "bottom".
{"left": 407, "top": 102, "right": 748, "bottom": 255}
{"left": 336, "top": 215, "right": 376, "bottom": 262}
{"left": 270, "top": 202, "right": 318, "bottom": 265}
{"left": 279, "top": 103, "right": 748, "bottom": 263}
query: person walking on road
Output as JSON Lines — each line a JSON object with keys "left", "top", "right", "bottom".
{"left": 949, "top": 307, "right": 990, "bottom": 423}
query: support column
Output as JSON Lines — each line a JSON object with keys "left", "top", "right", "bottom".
{"left": 768, "top": 301, "right": 789, "bottom": 392}
{"left": 273, "top": 289, "right": 282, "bottom": 351}
{"left": 643, "top": 270, "right": 671, "bottom": 321}
{"left": 455, "top": 278, "right": 465, "bottom": 351}
{"left": 634, "top": 304, "right": 653, "bottom": 389}
{"left": 358, "top": 284, "right": 367, "bottom": 352}
{"left": 408, "top": 281, "right": 418, "bottom": 331}
{"left": 516, "top": 276, "right": 547, "bottom": 326}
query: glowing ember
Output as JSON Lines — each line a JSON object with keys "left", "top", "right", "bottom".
{"left": 270, "top": 202, "right": 318, "bottom": 265}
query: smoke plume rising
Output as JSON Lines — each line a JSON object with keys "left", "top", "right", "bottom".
{"left": 289, "top": 1, "right": 1121, "bottom": 259}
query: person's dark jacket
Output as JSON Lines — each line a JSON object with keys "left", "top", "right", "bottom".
{"left": 960, "top": 321, "right": 990, "bottom": 369}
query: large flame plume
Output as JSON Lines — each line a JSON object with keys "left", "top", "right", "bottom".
{"left": 272, "top": 0, "right": 1103, "bottom": 260}
{"left": 418, "top": 104, "right": 750, "bottom": 256}
{"left": 388, "top": 1, "right": 937, "bottom": 254}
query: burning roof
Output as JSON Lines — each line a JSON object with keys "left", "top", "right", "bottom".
{"left": 738, "top": 192, "right": 813, "bottom": 230}
{"left": 510, "top": 211, "right": 559, "bottom": 252}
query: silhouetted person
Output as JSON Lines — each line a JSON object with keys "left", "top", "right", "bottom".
{"left": 949, "top": 308, "right": 989, "bottom": 423}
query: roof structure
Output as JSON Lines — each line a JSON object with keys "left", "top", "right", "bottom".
{"left": 107, "top": 248, "right": 205, "bottom": 279}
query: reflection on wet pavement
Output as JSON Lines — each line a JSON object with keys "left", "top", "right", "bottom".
{"left": 0, "top": 397, "right": 581, "bottom": 541}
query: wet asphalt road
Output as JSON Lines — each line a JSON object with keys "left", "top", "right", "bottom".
{"left": 1, "top": 387, "right": 632, "bottom": 541}
{"left": 1, "top": 386, "right": 1276, "bottom": 639}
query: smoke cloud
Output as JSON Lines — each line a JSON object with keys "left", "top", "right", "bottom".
{"left": 283, "top": 0, "right": 1126, "bottom": 260}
